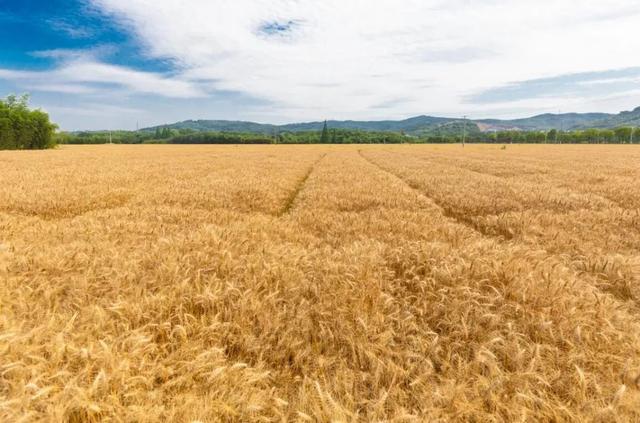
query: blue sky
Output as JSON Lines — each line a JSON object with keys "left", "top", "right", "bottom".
{"left": 1, "top": 0, "right": 640, "bottom": 130}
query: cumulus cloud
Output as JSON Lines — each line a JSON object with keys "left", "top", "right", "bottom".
{"left": 3, "top": 0, "right": 640, "bottom": 126}
{"left": 83, "top": 0, "right": 640, "bottom": 119}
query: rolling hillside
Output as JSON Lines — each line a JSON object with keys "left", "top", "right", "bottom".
{"left": 143, "top": 107, "right": 640, "bottom": 135}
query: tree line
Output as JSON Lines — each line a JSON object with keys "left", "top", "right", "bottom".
{"left": 57, "top": 130, "right": 159, "bottom": 144}
{"left": 0, "top": 95, "right": 57, "bottom": 150}
{"left": 55, "top": 122, "right": 640, "bottom": 145}
{"left": 58, "top": 127, "right": 409, "bottom": 145}
{"left": 2, "top": 94, "right": 639, "bottom": 149}
{"left": 452, "top": 127, "right": 638, "bottom": 144}
{"left": 169, "top": 129, "right": 408, "bottom": 144}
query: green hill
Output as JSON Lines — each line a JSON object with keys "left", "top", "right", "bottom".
{"left": 585, "top": 106, "right": 640, "bottom": 128}
{"left": 141, "top": 107, "right": 640, "bottom": 135}
{"left": 476, "top": 113, "right": 612, "bottom": 131}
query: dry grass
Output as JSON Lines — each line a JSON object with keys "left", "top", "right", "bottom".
{"left": 1, "top": 144, "right": 640, "bottom": 422}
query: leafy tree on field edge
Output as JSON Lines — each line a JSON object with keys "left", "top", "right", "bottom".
{"left": 0, "top": 94, "right": 57, "bottom": 150}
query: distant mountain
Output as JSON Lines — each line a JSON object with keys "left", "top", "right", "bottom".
{"left": 278, "top": 116, "right": 453, "bottom": 132}
{"left": 586, "top": 106, "right": 640, "bottom": 128}
{"left": 143, "top": 107, "right": 640, "bottom": 135}
{"left": 476, "top": 113, "right": 612, "bottom": 131}
{"left": 143, "top": 116, "right": 454, "bottom": 134}
{"left": 157, "top": 119, "right": 279, "bottom": 133}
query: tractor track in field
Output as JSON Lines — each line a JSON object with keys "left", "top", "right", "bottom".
{"left": 277, "top": 153, "right": 327, "bottom": 216}
{"left": 357, "top": 149, "right": 514, "bottom": 240}
{"left": 359, "top": 149, "right": 640, "bottom": 306}
{"left": 390, "top": 149, "right": 623, "bottom": 210}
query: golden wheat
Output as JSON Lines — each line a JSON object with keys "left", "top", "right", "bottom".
{"left": 1, "top": 144, "right": 640, "bottom": 422}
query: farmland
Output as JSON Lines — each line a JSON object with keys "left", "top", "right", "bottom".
{"left": 1, "top": 144, "right": 640, "bottom": 421}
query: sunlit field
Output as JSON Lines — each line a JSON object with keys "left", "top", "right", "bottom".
{"left": 2, "top": 144, "right": 640, "bottom": 422}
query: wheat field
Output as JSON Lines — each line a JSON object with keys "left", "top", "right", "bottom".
{"left": 1, "top": 144, "right": 640, "bottom": 422}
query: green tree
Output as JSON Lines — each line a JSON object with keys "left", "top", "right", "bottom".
{"left": 600, "top": 129, "right": 615, "bottom": 143}
{"left": 614, "top": 127, "right": 633, "bottom": 143}
{"left": 583, "top": 128, "right": 601, "bottom": 143}
{"left": 320, "top": 120, "right": 329, "bottom": 143}
{"left": 0, "top": 94, "right": 57, "bottom": 150}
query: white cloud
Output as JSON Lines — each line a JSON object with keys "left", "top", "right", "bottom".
{"left": 56, "top": 61, "right": 204, "bottom": 98}
{"left": 47, "top": 18, "right": 95, "bottom": 39}
{"left": 87, "top": 0, "right": 640, "bottom": 120}
{"left": 43, "top": 103, "right": 144, "bottom": 117}
{"left": 24, "top": 83, "right": 99, "bottom": 94}
{"left": 0, "top": 69, "right": 41, "bottom": 80}
{"left": 0, "top": 56, "right": 204, "bottom": 99}
{"left": 3, "top": 0, "right": 640, "bottom": 128}
{"left": 30, "top": 45, "right": 117, "bottom": 60}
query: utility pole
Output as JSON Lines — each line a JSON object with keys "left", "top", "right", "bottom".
{"left": 462, "top": 115, "right": 467, "bottom": 148}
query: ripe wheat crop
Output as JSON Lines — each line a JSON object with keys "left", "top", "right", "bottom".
{"left": 1, "top": 144, "right": 640, "bottom": 422}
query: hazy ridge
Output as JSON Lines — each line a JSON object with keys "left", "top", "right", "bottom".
{"left": 142, "top": 107, "right": 640, "bottom": 135}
